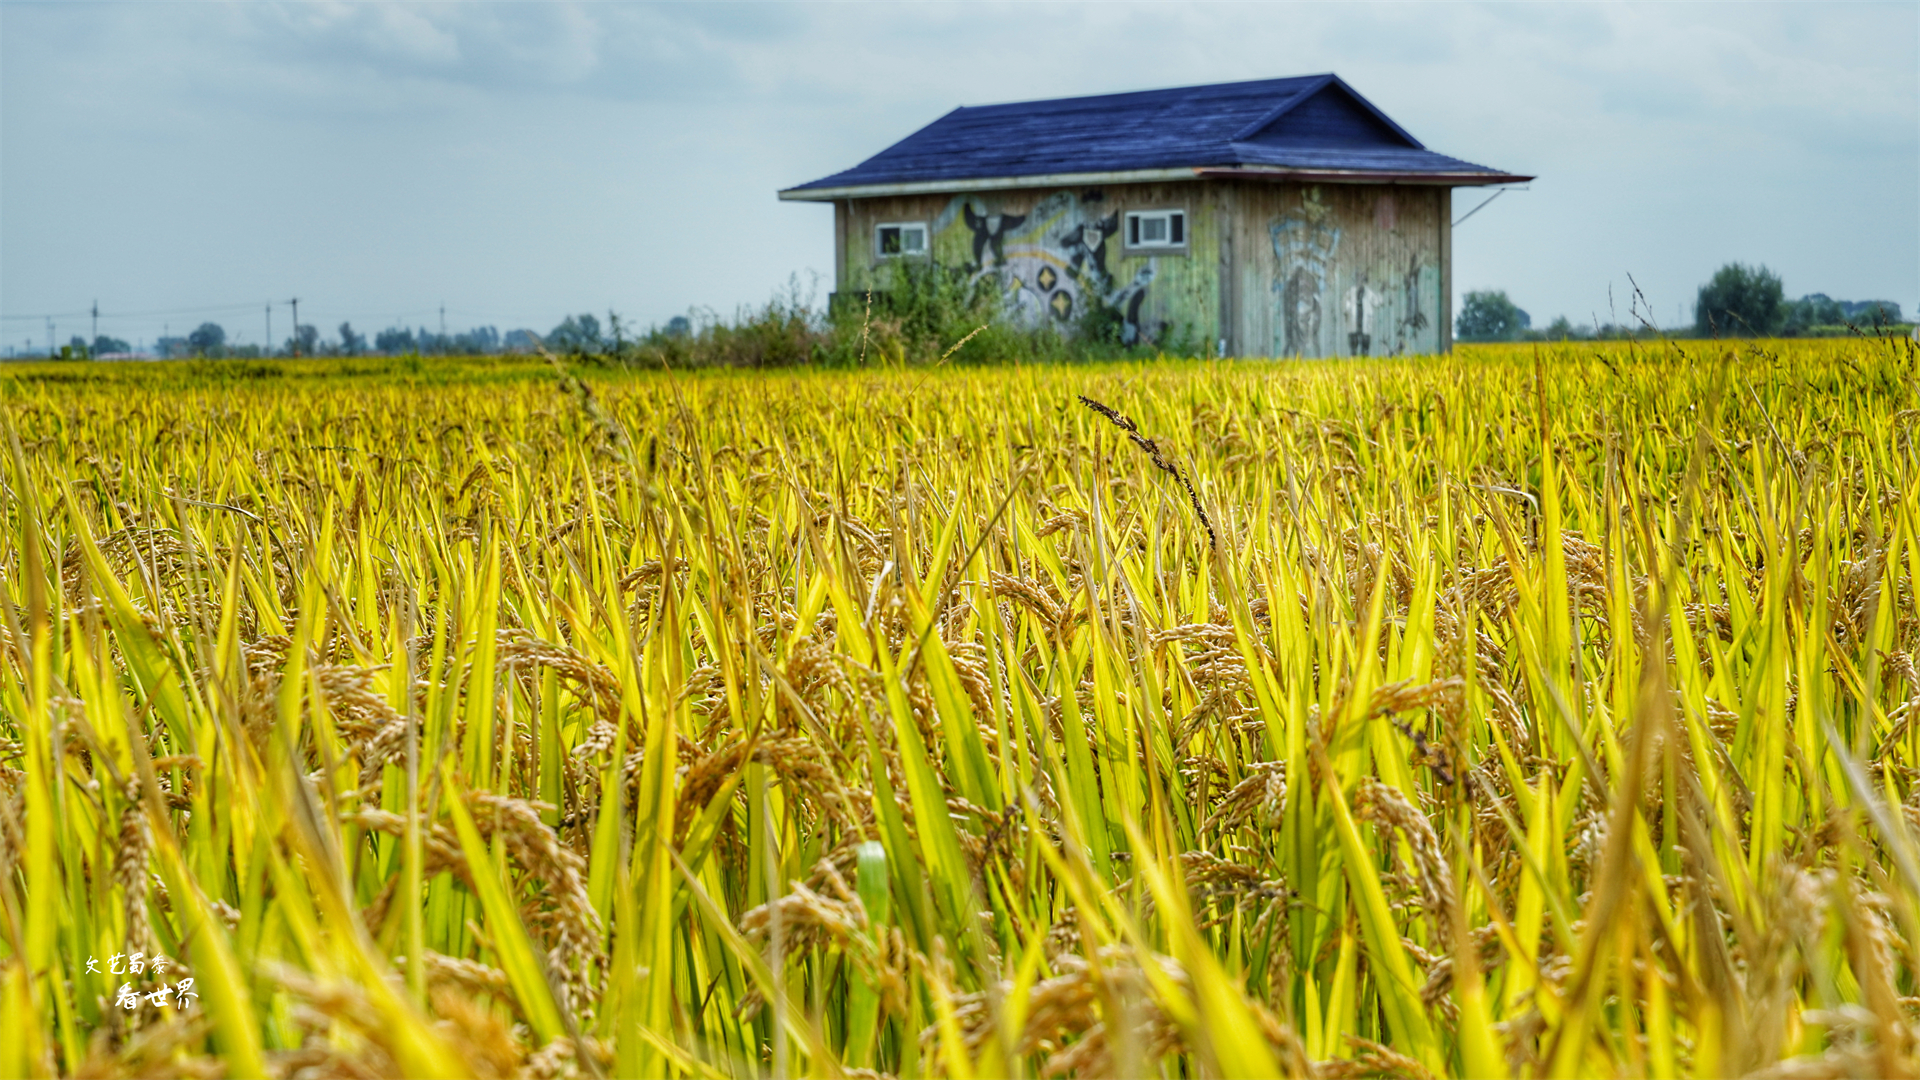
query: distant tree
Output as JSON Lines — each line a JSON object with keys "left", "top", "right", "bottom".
{"left": 502, "top": 329, "right": 539, "bottom": 353}
{"left": 451, "top": 326, "right": 500, "bottom": 354}
{"left": 412, "top": 327, "right": 449, "bottom": 354}
{"left": 156, "top": 335, "right": 188, "bottom": 359}
{"left": 1456, "top": 291, "right": 1530, "bottom": 342}
{"left": 1841, "top": 299, "right": 1905, "bottom": 326}
{"left": 665, "top": 316, "right": 692, "bottom": 338}
{"left": 1775, "top": 294, "right": 1912, "bottom": 335}
{"left": 1782, "top": 293, "right": 1843, "bottom": 334}
{"left": 1695, "top": 263, "right": 1784, "bottom": 336}
{"left": 91, "top": 334, "right": 131, "bottom": 355}
{"left": 1541, "top": 315, "right": 1583, "bottom": 341}
{"left": 337, "top": 322, "right": 367, "bottom": 356}
{"left": 187, "top": 322, "right": 228, "bottom": 356}
{"left": 287, "top": 324, "right": 319, "bottom": 357}
{"left": 548, "top": 314, "right": 604, "bottom": 354}
{"left": 375, "top": 327, "right": 416, "bottom": 354}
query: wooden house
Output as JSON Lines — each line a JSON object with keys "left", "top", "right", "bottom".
{"left": 779, "top": 74, "right": 1529, "bottom": 357}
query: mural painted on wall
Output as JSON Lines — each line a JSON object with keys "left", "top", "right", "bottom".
{"left": 1270, "top": 188, "right": 1342, "bottom": 356}
{"left": 938, "top": 191, "right": 1161, "bottom": 345}
{"left": 1342, "top": 270, "right": 1380, "bottom": 356}
{"left": 1270, "top": 188, "right": 1439, "bottom": 357}
{"left": 1396, "top": 253, "right": 1430, "bottom": 344}
{"left": 961, "top": 206, "right": 1026, "bottom": 270}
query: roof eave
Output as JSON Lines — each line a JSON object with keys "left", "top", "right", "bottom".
{"left": 780, "top": 163, "right": 1533, "bottom": 201}
{"left": 1194, "top": 165, "right": 1533, "bottom": 186}
{"left": 778, "top": 167, "right": 1205, "bottom": 201}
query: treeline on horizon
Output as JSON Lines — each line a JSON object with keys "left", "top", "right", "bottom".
{"left": 35, "top": 266, "right": 1205, "bottom": 368}
{"left": 34, "top": 260, "right": 1913, "bottom": 367}
{"left": 1458, "top": 261, "right": 1909, "bottom": 343}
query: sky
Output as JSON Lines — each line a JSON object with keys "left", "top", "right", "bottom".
{"left": 2, "top": 1, "right": 1915, "bottom": 354}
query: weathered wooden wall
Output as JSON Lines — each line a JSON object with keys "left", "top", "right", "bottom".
{"left": 839, "top": 179, "right": 1449, "bottom": 357}
{"left": 839, "top": 184, "right": 1222, "bottom": 353}
{"left": 1223, "top": 182, "right": 1447, "bottom": 358}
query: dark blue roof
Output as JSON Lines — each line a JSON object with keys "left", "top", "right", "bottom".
{"left": 782, "top": 74, "right": 1527, "bottom": 196}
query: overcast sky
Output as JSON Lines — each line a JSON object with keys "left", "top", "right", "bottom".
{"left": 2, "top": 1, "right": 1915, "bottom": 353}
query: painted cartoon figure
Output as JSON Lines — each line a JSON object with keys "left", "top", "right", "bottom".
{"left": 1344, "top": 269, "right": 1380, "bottom": 356}
{"left": 1271, "top": 188, "right": 1342, "bottom": 357}
{"left": 1105, "top": 267, "right": 1157, "bottom": 345}
{"left": 962, "top": 205, "right": 1028, "bottom": 271}
{"left": 1056, "top": 211, "right": 1120, "bottom": 292}
{"left": 1282, "top": 267, "right": 1322, "bottom": 357}
{"left": 943, "top": 190, "right": 1136, "bottom": 336}
{"left": 1396, "top": 253, "right": 1430, "bottom": 353}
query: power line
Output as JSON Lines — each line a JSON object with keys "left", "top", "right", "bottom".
{"left": 9, "top": 302, "right": 568, "bottom": 327}
{"left": 6, "top": 302, "right": 550, "bottom": 325}
{"left": 7, "top": 301, "right": 564, "bottom": 347}
{"left": 2, "top": 301, "right": 270, "bottom": 323}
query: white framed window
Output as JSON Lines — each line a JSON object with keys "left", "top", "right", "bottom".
{"left": 1125, "top": 209, "right": 1186, "bottom": 250}
{"left": 875, "top": 222, "right": 929, "bottom": 257}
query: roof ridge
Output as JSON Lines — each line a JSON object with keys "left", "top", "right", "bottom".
{"left": 949, "top": 73, "right": 1331, "bottom": 113}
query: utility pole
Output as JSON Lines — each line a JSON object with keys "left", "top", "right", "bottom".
{"left": 265, "top": 304, "right": 272, "bottom": 356}
{"left": 439, "top": 303, "right": 446, "bottom": 356}
{"left": 46, "top": 317, "right": 53, "bottom": 356}
{"left": 289, "top": 298, "right": 300, "bottom": 357}
{"left": 91, "top": 301, "right": 98, "bottom": 346}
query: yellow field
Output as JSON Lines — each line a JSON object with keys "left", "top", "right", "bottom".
{"left": 3, "top": 337, "right": 1919, "bottom": 1078}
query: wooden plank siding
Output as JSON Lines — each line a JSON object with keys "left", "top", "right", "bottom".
{"left": 1224, "top": 181, "right": 1446, "bottom": 358}
{"left": 839, "top": 183, "right": 1223, "bottom": 353}
{"left": 837, "top": 178, "right": 1446, "bottom": 358}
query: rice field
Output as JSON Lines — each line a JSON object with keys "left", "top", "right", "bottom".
{"left": 3, "top": 337, "right": 1919, "bottom": 1078}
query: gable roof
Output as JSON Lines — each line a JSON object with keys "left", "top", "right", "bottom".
{"left": 781, "top": 74, "right": 1529, "bottom": 201}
